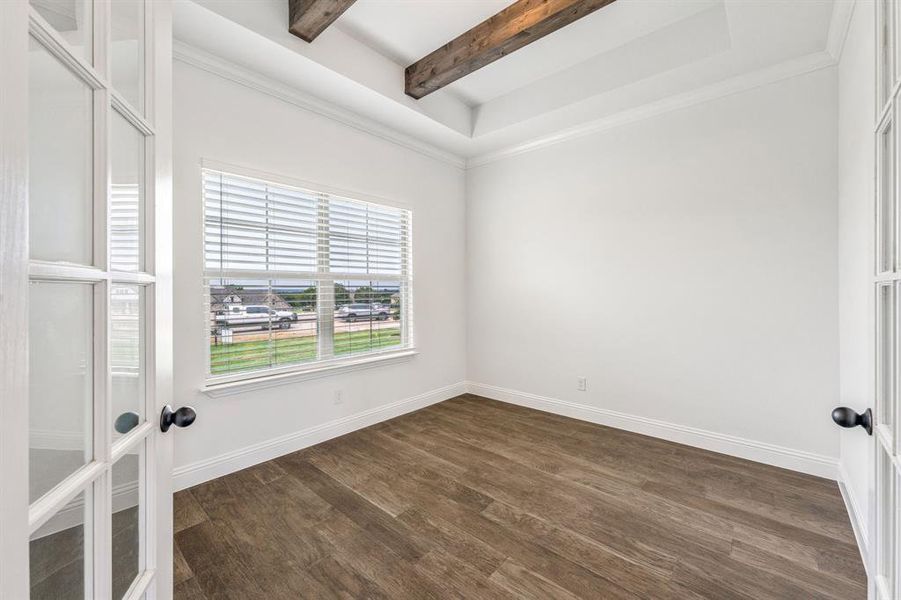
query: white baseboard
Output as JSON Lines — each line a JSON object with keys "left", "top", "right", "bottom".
{"left": 33, "top": 481, "right": 138, "bottom": 540}
{"left": 30, "top": 429, "right": 85, "bottom": 451}
{"left": 838, "top": 461, "right": 870, "bottom": 575}
{"left": 172, "top": 381, "right": 467, "bottom": 491}
{"left": 466, "top": 381, "right": 839, "bottom": 480}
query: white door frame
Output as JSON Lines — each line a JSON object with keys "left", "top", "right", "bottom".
{"left": 0, "top": 1, "right": 34, "bottom": 598}
{"left": 148, "top": 0, "right": 175, "bottom": 596}
{"left": 874, "top": 1, "right": 901, "bottom": 598}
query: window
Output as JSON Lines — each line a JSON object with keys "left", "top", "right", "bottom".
{"left": 203, "top": 169, "right": 413, "bottom": 383}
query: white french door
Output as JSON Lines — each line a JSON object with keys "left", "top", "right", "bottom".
{"left": 876, "top": 1, "right": 901, "bottom": 598}
{"left": 0, "top": 1, "right": 174, "bottom": 599}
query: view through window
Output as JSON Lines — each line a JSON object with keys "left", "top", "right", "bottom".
{"left": 203, "top": 170, "right": 412, "bottom": 379}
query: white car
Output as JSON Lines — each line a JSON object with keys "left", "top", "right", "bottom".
{"left": 215, "top": 305, "right": 297, "bottom": 329}
{"left": 336, "top": 303, "right": 389, "bottom": 322}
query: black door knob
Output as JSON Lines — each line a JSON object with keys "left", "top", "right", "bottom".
{"left": 160, "top": 405, "right": 197, "bottom": 432}
{"left": 831, "top": 407, "right": 872, "bottom": 435}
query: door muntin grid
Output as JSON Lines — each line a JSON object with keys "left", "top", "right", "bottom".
{"left": 26, "top": 2, "right": 157, "bottom": 599}
{"left": 876, "top": 3, "right": 901, "bottom": 597}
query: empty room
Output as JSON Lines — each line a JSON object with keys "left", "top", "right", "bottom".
{"left": 0, "top": 0, "right": 894, "bottom": 598}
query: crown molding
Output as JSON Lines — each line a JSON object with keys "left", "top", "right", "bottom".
{"left": 826, "top": 0, "right": 857, "bottom": 62}
{"left": 172, "top": 41, "right": 467, "bottom": 170}
{"left": 466, "top": 50, "right": 838, "bottom": 169}
{"left": 174, "top": 40, "right": 841, "bottom": 172}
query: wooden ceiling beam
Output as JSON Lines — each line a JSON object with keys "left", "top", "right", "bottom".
{"left": 405, "top": 0, "right": 617, "bottom": 100}
{"left": 288, "top": 0, "right": 357, "bottom": 43}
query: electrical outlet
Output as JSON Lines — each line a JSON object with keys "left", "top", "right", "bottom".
{"left": 333, "top": 390, "right": 344, "bottom": 405}
{"left": 577, "top": 377, "right": 587, "bottom": 392}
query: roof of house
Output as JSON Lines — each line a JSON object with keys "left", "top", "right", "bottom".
{"left": 210, "top": 287, "right": 291, "bottom": 311}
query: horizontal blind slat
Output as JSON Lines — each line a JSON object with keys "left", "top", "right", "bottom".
{"left": 204, "top": 169, "right": 410, "bottom": 280}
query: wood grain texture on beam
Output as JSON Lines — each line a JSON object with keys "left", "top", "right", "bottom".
{"left": 288, "top": 0, "right": 357, "bottom": 43}
{"left": 405, "top": 0, "right": 617, "bottom": 99}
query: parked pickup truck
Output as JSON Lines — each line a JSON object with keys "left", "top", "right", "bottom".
{"left": 215, "top": 305, "right": 298, "bottom": 329}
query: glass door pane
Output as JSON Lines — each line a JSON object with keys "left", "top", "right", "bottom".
{"left": 879, "top": 283, "right": 895, "bottom": 432}
{"left": 110, "top": 110, "right": 145, "bottom": 273}
{"left": 111, "top": 284, "right": 144, "bottom": 438}
{"left": 111, "top": 446, "right": 143, "bottom": 599}
{"left": 30, "top": 489, "right": 92, "bottom": 600}
{"left": 110, "top": 0, "right": 143, "bottom": 112}
{"left": 881, "top": 119, "right": 896, "bottom": 274}
{"left": 878, "top": 447, "right": 896, "bottom": 597}
{"left": 28, "top": 37, "right": 94, "bottom": 265}
{"left": 884, "top": 0, "right": 896, "bottom": 107}
{"left": 107, "top": 2, "right": 155, "bottom": 596}
{"left": 28, "top": 281, "right": 93, "bottom": 502}
{"left": 29, "top": 0, "right": 92, "bottom": 62}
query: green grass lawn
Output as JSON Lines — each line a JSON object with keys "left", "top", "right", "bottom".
{"left": 211, "top": 328, "right": 401, "bottom": 374}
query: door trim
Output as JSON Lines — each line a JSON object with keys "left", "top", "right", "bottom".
{"left": 148, "top": 1, "right": 175, "bottom": 597}
{"left": 0, "top": 1, "right": 31, "bottom": 598}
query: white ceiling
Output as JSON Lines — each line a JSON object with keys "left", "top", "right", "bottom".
{"left": 174, "top": 0, "right": 843, "bottom": 164}
{"left": 337, "top": 1, "right": 514, "bottom": 67}
{"left": 338, "top": 0, "right": 725, "bottom": 106}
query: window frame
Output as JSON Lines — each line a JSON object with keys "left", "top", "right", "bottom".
{"left": 200, "top": 162, "right": 415, "bottom": 393}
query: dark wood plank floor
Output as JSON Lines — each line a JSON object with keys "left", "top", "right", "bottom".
{"left": 173, "top": 394, "right": 866, "bottom": 599}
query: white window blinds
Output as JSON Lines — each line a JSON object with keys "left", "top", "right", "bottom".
{"left": 204, "top": 171, "right": 320, "bottom": 273}
{"left": 203, "top": 169, "right": 413, "bottom": 380}
{"left": 328, "top": 197, "right": 409, "bottom": 275}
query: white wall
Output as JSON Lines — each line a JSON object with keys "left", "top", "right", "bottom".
{"left": 837, "top": 0, "right": 876, "bottom": 557}
{"left": 171, "top": 61, "right": 467, "bottom": 485}
{"left": 466, "top": 67, "right": 840, "bottom": 471}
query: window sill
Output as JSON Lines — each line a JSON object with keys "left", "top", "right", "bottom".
{"left": 201, "top": 349, "right": 418, "bottom": 398}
